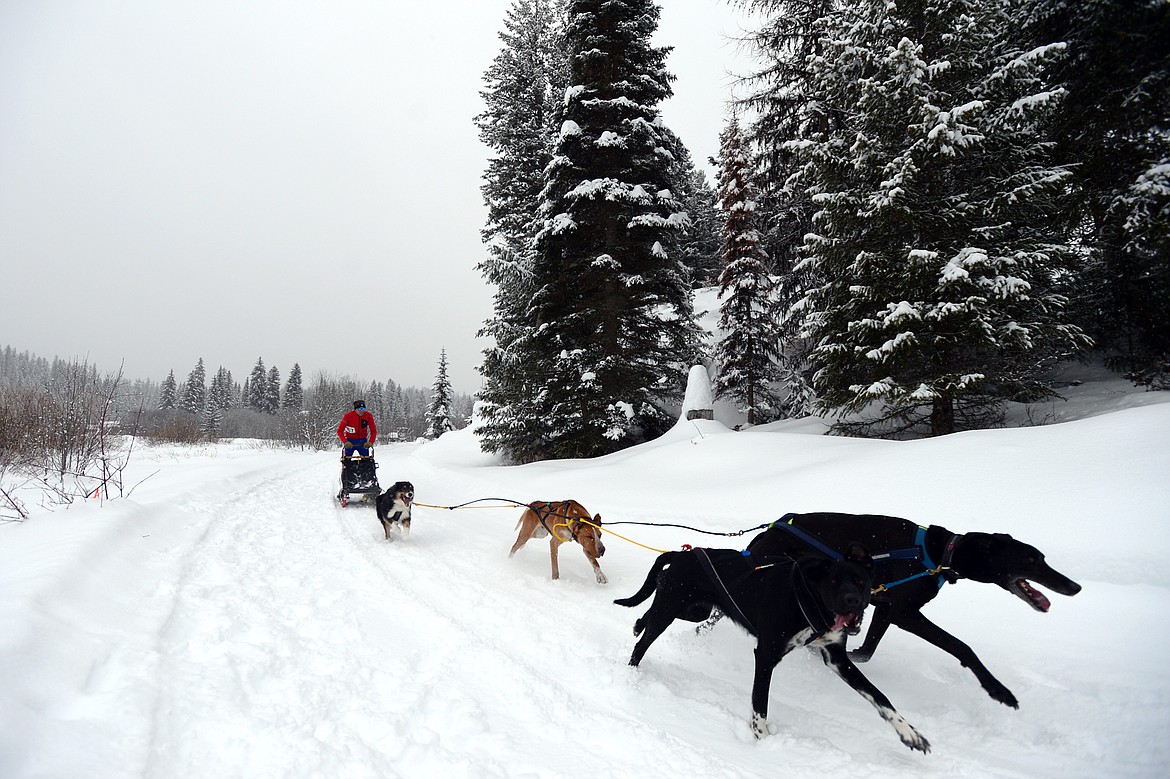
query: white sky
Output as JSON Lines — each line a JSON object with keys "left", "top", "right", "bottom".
{"left": 0, "top": 0, "right": 755, "bottom": 394}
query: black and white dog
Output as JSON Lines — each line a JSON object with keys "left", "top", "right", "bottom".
{"left": 374, "top": 481, "right": 414, "bottom": 541}
{"left": 615, "top": 546, "right": 930, "bottom": 753}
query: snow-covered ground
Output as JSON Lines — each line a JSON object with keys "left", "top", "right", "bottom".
{"left": 2, "top": 370, "right": 1168, "bottom": 778}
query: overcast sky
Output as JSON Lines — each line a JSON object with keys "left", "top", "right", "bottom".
{"left": 0, "top": 0, "right": 755, "bottom": 395}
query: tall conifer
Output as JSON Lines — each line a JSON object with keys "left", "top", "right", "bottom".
{"left": 426, "top": 349, "right": 455, "bottom": 439}
{"left": 283, "top": 363, "right": 304, "bottom": 410}
{"left": 522, "top": 0, "right": 700, "bottom": 459}
{"left": 179, "top": 358, "right": 206, "bottom": 415}
{"left": 159, "top": 370, "right": 178, "bottom": 410}
{"left": 793, "top": 0, "right": 1088, "bottom": 436}
{"left": 475, "top": 0, "right": 570, "bottom": 458}
{"left": 712, "top": 116, "right": 783, "bottom": 425}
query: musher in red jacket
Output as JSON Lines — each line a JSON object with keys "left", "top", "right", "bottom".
{"left": 337, "top": 400, "right": 377, "bottom": 456}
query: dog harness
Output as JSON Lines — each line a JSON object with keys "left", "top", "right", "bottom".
{"left": 769, "top": 516, "right": 962, "bottom": 593}
{"left": 868, "top": 528, "right": 963, "bottom": 592}
{"left": 690, "top": 548, "right": 837, "bottom": 640}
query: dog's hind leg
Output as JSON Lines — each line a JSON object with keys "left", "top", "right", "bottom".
{"left": 893, "top": 610, "right": 1018, "bottom": 708}
{"left": 817, "top": 642, "right": 930, "bottom": 753}
{"left": 508, "top": 519, "right": 534, "bottom": 558}
{"left": 628, "top": 607, "right": 676, "bottom": 666}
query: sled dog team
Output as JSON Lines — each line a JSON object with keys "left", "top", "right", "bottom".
{"left": 365, "top": 486, "right": 1081, "bottom": 755}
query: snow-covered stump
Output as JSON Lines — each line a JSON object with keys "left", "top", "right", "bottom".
{"left": 681, "top": 365, "right": 714, "bottom": 422}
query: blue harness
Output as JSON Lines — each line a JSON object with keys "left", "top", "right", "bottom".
{"left": 767, "top": 515, "right": 952, "bottom": 593}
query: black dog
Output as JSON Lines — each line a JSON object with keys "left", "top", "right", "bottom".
{"left": 615, "top": 546, "right": 930, "bottom": 753}
{"left": 374, "top": 481, "right": 414, "bottom": 541}
{"left": 746, "top": 512, "right": 1082, "bottom": 708}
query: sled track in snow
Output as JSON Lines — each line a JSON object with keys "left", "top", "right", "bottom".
{"left": 141, "top": 451, "right": 761, "bottom": 777}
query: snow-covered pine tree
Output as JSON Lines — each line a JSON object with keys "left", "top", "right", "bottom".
{"left": 739, "top": 0, "right": 841, "bottom": 282}
{"left": 738, "top": 0, "right": 843, "bottom": 416}
{"left": 794, "top": 0, "right": 1088, "bottom": 437}
{"left": 425, "top": 349, "right": 455, "bottom": 439}
{"left": 475, "top": 0, "right": 570, "bottom": 460}
{"left": 364, "top": 381, "right": 384, "bottom": 423}
{"left": 1025, "top": 0, "right": 1170, "bottom": 379}
{"left": 200, "top": 397, "right": 223, "bottom": 439}
{"left": 179, "top": 358, "right": 206, "bottom": 415}
{"left": 523, "top": 0, "right": 701, "bottom": 460}
{"left": 158, "top": 369, "right": 178, "bottom": 410}
{"left": 672, "top": 142, "right": 722, "bottom": 287}
{"left": 383, "top": 379, "right": 403, "bottom": 440}
{"left": 246, "top": 358, "right": 266, "bottom": 412}
{"left": 263, "top": 366, "right": 280, "bottom": 414}
{"left": 712, "top": 115, "right": 783, "bottom": 425}
{"left": 282, "top": 363, "right": 303, "bottom": 410}
{"left": 206, "top": 367, "right": 234, "bottom": 416}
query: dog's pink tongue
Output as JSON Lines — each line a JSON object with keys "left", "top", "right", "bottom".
{"left": 832, "top": 614, "right": 853, "bottom": 632}
{"left": 1022, "top": 580, "right": 1051, "bottom": 612}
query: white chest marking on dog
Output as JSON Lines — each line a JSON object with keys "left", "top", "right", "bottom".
{"left": 785, "top": 627, "right": 816, "bottom": 654}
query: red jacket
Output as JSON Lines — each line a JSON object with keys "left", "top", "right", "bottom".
{"left": 337, "top": 409, "right": 376, "bottom": 444}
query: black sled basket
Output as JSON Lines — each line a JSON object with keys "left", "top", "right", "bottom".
{"left": 337, "top": 453, "right": 380, "bottom": 507}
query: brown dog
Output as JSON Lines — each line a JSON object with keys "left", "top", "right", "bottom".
{"left": 508, "top": 500, "right": 607, "bottom": 584}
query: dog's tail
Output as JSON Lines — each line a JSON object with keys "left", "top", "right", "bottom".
{"left": 613, "top": 552, "right": 676, "bottom": 608}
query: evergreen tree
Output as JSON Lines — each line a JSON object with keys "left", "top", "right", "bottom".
{"left": 475, "top": 0, "right": 571, "bottom": 460}
{"left": 793, "top": 0, "right": 1088, "bottom": 436}
{"left": 244, "top": 358, "right": 266, "bottom": 412}
{"left": 1025, "top": 0, "right": 1170, "bottom": 378}
{"left": 673, "top": 144, "right": 723, "bottom": 286}
{"left": 207, "top": 366, "right": 234, "bottom": 416}
{"left": 283, "top": 363, "right": 304, "bottom": 410}
{"left": 425, "top": 349, "right": 455, "bottom": 439}
{"left": 179, "top": 358, "right": 206, "bottom": 415}
{"left": 200, "top": 398, "right": 223, "bottom": 439}
{"left": 264, "top": 365, "right": 281, "bottom": 414}
{"left": 739, "top": 0, "right": 842, "bottom": 278}
{"left": 712, "top": 115, "right": 784, "bottom": 425}
{"left": 519, "top": 0, "right": 701, "bottom": 460}
{"left": 158, "top": 370, "right": 178, "bottom": 410}
{"left": 383, "top": 379, "right": 404, "bottom": 440}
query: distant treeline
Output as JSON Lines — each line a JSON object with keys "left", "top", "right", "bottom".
{"left": 0, "top": 345, "right": 474, "bottom": 448}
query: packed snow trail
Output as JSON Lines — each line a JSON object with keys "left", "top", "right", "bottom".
{"left": 130, "top": 447, "right": 838, "bottom": 779}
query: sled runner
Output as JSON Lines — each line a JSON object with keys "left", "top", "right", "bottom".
{"left": 337, "top": 451, "right": 380, "bottom": 507}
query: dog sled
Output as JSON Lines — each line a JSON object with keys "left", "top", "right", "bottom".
{"left": 337, "top": 451, "right": 380, "bottom": 507}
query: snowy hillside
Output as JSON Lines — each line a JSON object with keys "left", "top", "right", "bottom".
{"left": 2, "top": 371, "right": 1168, "bottom": 778}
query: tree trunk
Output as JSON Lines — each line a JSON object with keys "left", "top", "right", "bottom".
{"left": 931, "top": 395, "right": 956, "bottom": 436}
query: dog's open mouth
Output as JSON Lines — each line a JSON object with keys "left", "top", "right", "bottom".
{"left": 1010, "top": 578, "right": 1052, "bottom": 612}
{"left": 832, "top": 612, "right": 864, "bottom": 635}
{"left": 402, "top": 493, "right": 413, "bottom": 505}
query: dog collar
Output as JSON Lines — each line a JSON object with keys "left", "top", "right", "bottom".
{"left": 940, "top": 533, "right": 961, "bottom": 567}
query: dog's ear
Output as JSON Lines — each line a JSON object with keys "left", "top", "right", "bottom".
{"left": 845, "top": 542, "right": 874, "bottom": 569}
{"left": 593, "top": 513, "right": 602, "bottom": 524}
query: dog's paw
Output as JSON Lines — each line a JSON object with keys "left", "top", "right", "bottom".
{"left": 750, "top": 713, "right": 772, "bottom": 740}
{"left": 987, "top": 681, "right": 1019, "bottom": 709}
{"left": 848, "top": 648, "right": 873, "bottom": 663}
{"left": 595, "top": 571, "right": 609, "bottom": 584}
{"left": 898, "top": 723, "right": 931, "bottom": 754}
